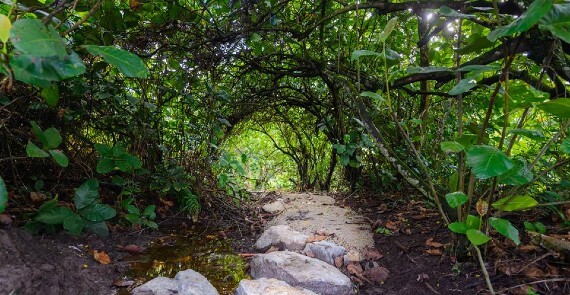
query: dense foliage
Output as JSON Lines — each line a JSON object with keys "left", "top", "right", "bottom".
{"left": 0, "top": 2, "right": 569, "bottom": 289}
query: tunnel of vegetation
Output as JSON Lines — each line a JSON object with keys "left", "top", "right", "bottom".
{"left": 0, "top": 1, "right": 569, "bottom": 291}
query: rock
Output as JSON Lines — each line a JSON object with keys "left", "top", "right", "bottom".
{"left": 132, "top": 269, "right": 218, "bottom": 295}
{"left": 250, "top": 251, "right": 354, "bottom": 295}
{"left": 255, "top": 225, "right": 309, "bottom": 251}
{"left": 303, "top": 241, "right": 346, "bottom": 265}
{"left": 262, "top": 201, "right": 285, "bottom": 213}
{"left": 235, "top": 278, "right": 318, "bottom": 295}
{"left": 343, "top": 250, "right": 363, "bottom": 264}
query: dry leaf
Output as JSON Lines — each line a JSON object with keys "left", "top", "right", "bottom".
{"left": 306, "top": 235, "right": 327, "bottom": 243}
{"left": 476, "top": 199, "right": 488, "bottom": 216}
{"left": 159, "top": 197, "right": 174, "bottom": 207}
{"left": 93, "top": 250, "right": 111, "bottom": 265}
{"left": 347, "top": 263, "right": 363, "bottom": 275}
{"left": 334, "top": 256, "right": 344, "bottom": 268}
{"left": 118, "top": 244, "right": 145, "bottom": 254}
{"left": 425, "top": 248, "right": 443, "bottom": 256}
{"left": 523, "top": 267, "right": 545, "bottom": 279}
{"left": 497, "top": 262, "right": 519, "bottom": 276}
{"left": 518, "top": 245, "right": 540, "bottom": 252}
{"left": 364, "top": 248, "right": 383, "bottom": 261}
{"left": 29, "top": 192, "right": 46, "bottom": 203}
{"left": 425, "top": 238, "right": 445, "bottom": 248}
{"left": 364, "top": 266, "right": 390, "bottom": 283}
{"left": 129, "top": 0, "right": 142, "bottom": 10}
{"left": 385, "top": 221, "right": 398, "bottom": 230}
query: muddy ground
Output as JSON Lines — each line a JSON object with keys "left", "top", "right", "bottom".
{"left": 1, "top": 191, "right": 569, "bottom": 294}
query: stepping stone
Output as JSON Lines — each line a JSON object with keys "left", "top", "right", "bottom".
{"left": 250, "top": 251, "right": 354, "bottom": 295}
{"left": 131, "top": 269, "right": 218, "bottom": 295}
{"left": 262, "top": 200, "right": 285, "bottom": 213}
{"left": 235, "top": 278, "right": 317, "bottom": 295}
{"left": 255, "top": 225, "right": 309, "bottom": 251}
{"left": 303, "top": 241, "right": 347, "bottom": 266}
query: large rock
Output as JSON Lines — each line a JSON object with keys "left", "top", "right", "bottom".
{"left": 303, "top": 241, "right": 346, "bottom": 266}
{"left": 262, "top": 201, "right": 285, "bottom": 213}
{"left": 250, "top": 251, "right": 354, "bottom": 295}
{"left": 235, "top": 278, "right": 318, "bottom": 295}
{"left": 132, "top": 269, "right": 218, "bottom": 295}
{"left": 255, "top": 225, "right": 309, "bottom": 251}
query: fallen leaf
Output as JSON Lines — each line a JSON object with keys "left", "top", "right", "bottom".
{"left": 385, "top": 221, "right": 398, "bottom": 230}
{"left": 425, "top": 238, "right": 445, "bottom": 248}
{"left": 364, "top": 248, "right": 383, "bottom": 261}
{"left": 347, "top": 263, "right": 363, "bottom": 275}
{"left": 334, "top": 256, "right": 344, "bottom": 268}
{"left": 29, "top": 192, "right": 46, "bottom": 203}
{"left": 425, "top": 248, "right": 443, "bottom": 256}
{"left": 306, "top": 234, "right": 327, "bottom": 243}
{"left": 364, "top": 266, "right": 390, "bottom": 283}
{"left": 404, "top": 228, "right": 412, "bottom": 235}
{"left": 117, "top": 244, "right": 145, "bottom": 254}
{"left": 0, "top": 214, "right": 12, "bottom": 225}
{"left": 523, "top": 267, "right": 545, "bottom": 279}
{"left": 519, "top": 245, "right": 540, "bottom": 252}
{"left": 159, "top": 197, "right": 174, "bottom": 207}
{"left": 497, "top": 262, "right": 519, "bottom": 276}
{"left": 93, "top": 250, "right": 111, "bottom": 265}
{"left": 113, "top": 279, "right": 135, "bottom": 287}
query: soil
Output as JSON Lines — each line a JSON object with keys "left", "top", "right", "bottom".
{"left": 1, "top": 190, "right": 569, "bottom": 295}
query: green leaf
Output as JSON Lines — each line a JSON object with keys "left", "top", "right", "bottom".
{"left": 379, "top": 17, "right": 398, "bottom": 42}
{"left": 466, "top": 145, "right": 514, "bottom": 179}
{"left": 63, "top": 213, "right": 84, "bottom": 236}
{"left": 126, "top": 204, "right": 140, "bottom": 215}
{"left": 30, "top": 121, "right": 47, "bottom": 146}
{"left": 351, "top": 48, "right": 400, "bottom": 61}
{"left": 74, "top": 179, "right": 99, "bottom": 210}
{"left": 96, "top": 158, "right": 115, "bottom": 174}
{"left": 445, "top": 192, "right": 469, "bottom": 208}
{"left": 49, "top": 150, "right": 69, "bottom": 167}
{"left": 448, "top": 222, "right": 468, "bottom": 234}
{"left": 360, "top": 91, "right": 384, "bottom": 102}
{"left": 0, "top": 176, "right": 7, "bottom": 213}
{"left": 94, "top": 143, "right": 112, "bottom": 156}
{"left": 487, "top": 0, "right": 554, "bottom": 42}
{"left": 562, "top": 139, "right": 570, "bottom": 154}
{"left": 10, "top": 19, "right": 66, "bottom": 57}
{"left": 439, "top": 6, "right": 474, "bottom": 19}
{"left": 84, "top": 45, "right": 149, "bottom": 78}
{"left": 455, "top": 36, "right": 494, "bottom": 55}
{"left": 448, "top": 78, "right": 478, "bottom": 95}
{"left": 508, "top": 129, "right": 545, "bottom": 141}
{"left": 539, "top": 3, "right": 570, "bottom": 43}
{"left": 41, "top": 85, "right": 59, "bottom": 107}
{"left": 26, "top": 142, "right": 49, "bottom": 158}
{"left": 455, "top": 65, "right": 500, "bottom": 73}
{"left": 466, "top": 229, "right": 491, "bottom": 245}
{"left": 489, "top": 217, "right": 520, "bottom": 245}
{"left": 43, "top": 127, "right": 62, "bottom": 149}
{"left": 80, "top": 203, "right": 116, "bottom": 222}
{"left": 143, "top": 205, "right": 156, "bottom": 218}
{"left": 84, "top": 221, "right": 109, "bottom": 237}
{"left": 10, "top": 53, "right": 86, "bottom": 87}
{"left": 536, "top": 98, "right": 570, "bottom": 118}
{"left": 498, "top": 158, "right": 533, "bottom": 185}
{"left": 146, "top": 221, "right": 158, "bottom": 229}
{"left": 492, "top": 195, "right": 538, "bottom": 211}
{"left": 35, "top": 206, "right": 75, "bottom": 224}
{"left": 466, "top": 214, "right": 481, "bottom": 230}
{"left": 440, "top": 141, "right": 465, "bottom": 153}
{"left": 0, "top": 14, "right": 11, "bottom": 43}
{"left": 340, "top": 154, "right": 350, "bottom": 166}
{"left": 406, "top": 66, "right": 453, "bottom": 74}
{"left": 125, "top": 213, "right": 140, "bottom": 224}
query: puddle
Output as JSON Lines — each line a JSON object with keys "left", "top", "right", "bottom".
{"left": 120, "top": 227, "right": 249, "bottom": 294}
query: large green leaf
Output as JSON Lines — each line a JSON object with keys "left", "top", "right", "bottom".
{"left": 351, "top": 48, "right": 400, "bottom": 61}
{"left": 43, "top": 127, "right": 62, "bottom": 149}
{"left": 562, "top": 138, "right": 570, "bottom": 154}
{"left": 49, "top": 150, "right": 69, "bottom": 168}
{"left": 10, "top": 53, "right": 86, "bottom": 87}
{"left": 10, "top": 19, "right": 66, "bottom": 57}
{"left": 489, "top": 217, "right": 520, "bottom": 245}
{"left": 466, "top": 145, "right": 514, "bottom": 179}
{"left": 455, "top": 36, "right": 494, "bottom": 54}
{"left": 487, "top": 0, "right": 554, "bottom": 42}
{"left": 84, "top": 45, "right": 149, "bottom": 78}
{"left": 80, "top": 203, "right": 116, "bottom": 222}
{"left": 466, "top": 214, "right": 481, "bottom": 230}
{"left": 440, "top": 141, "right": 465, "bottom": 153}
{"left": 498, "top": 159, "right": 533, "bottom": 185}
{"left": 41, "top": 85, "right": 59, "bottom": 107}
{"left": 406, "top": 66, "right": 452, "bottom": 74}
{"left": 466, "top": 229, "right": 491, "bottom": 245}
{"left": 378, "top": 17, "right": 398, "bottom": 42}
{"left": 35, "top": 206, "right": 75, "bottom": 224}
{"left": 539, "top": 3, "right": 570, "bottom": 43}
{"left": 536, "top": 98, "right": 570, "bottom": 118}
{"left": 0, "top": 176, "right": 7, "bottom": 213}
{"left": 448, "top": 78, "right": 478, "bottom": 95}
{"left": 63, "top": 213, "right": 84, "bottom": 236}
{"left": 0, "top": 14, "right": 11, "bottom": 43}
{"left": 74, "top": 179, "right": 99, "bottom": 210}
{"left": 448, "top": 222, "right": 468, "bottom": 234}
{"left": 30, "top": 121, "right": 47, "bottom": 145}
{"left": 84, "top": 221, "right": 109, "bottom": 237}
{"left": 492, "top": 195, "right": 538, "bottom": 211}
{"left": 439, "top": 6, "right": 474, "bottom": 19}
{"left": 508, "top": 129, "right": 545, "bottom": 141}
{"left": 445, "top": 192, "right": 468, "bottom": 208}
{"left": 26, "top": 142, "right": 49, "bottom": 158}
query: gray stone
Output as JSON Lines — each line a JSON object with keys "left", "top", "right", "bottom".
{"left": 262, "top": 201, "right": 285, "bottom": 213}
{"left": 132, "top": 269, "right": 218, "bottom": 295}
{"left": 303, "top": 241, "right": 346, "bottom": 266}
{"left": 235, "top": 278, "right": 318, "bottom": 295}
{"left": 250, "top": 251, "right": 354, "bottom": 295}
{"left": 343, "top": 250, "right": 363, "bottom": 265}
{"left": 255, "top": 225, "right": 309, "bottom": 251}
